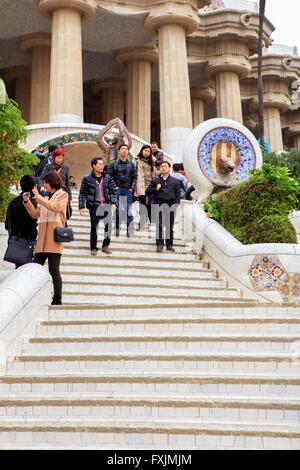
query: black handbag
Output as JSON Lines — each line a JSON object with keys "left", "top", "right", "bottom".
{"left": 4, "top": 236, "right": 35, "bottom": 266}
{"left": 54, "top": 226, "right": 74, "bottom": 243}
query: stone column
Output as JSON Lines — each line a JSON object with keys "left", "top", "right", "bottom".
{"left": 262, "top": 79, "right": 291, "bottom": 152}
{"left": 20, "top": 33, "right": 51, "bottom": 124}
{"left": 294, "top": 135, "right": 300, "bottom": 150}
{"left": 91, "top": 78, "right": 126, "bottom": 124}
{"left": 206, "top": 40, "right": 251, "bottom": 123}
{"left": 145, "top": 3, "right": 199, "bottom": 161}
{"left": 38, "top": 0, "right": 96, "bottom": 123}
{"left": 191, "top": 83, "right": 215, "bottom": 127}
{"left": 3, "top": 66, "right": 31, "bottom": 123}
{"left": 84, "top": 99, "right": 102, "bottom": 125}
{"left": 264, "top": 107, "right": 283, "bottom": 152}
{"left": 116, "top": 48, "right": 158, "bottom": 142}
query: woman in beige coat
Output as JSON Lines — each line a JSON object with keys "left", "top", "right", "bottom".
{"left": 23, "top": 170, "right": 69, "bottom": 306}
{"left": 134, "top": 145, "right": 156, "bottom": 230}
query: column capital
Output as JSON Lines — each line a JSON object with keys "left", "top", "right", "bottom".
{"left": 116, "top": 47, "right": 158, "bottom": 66}
{"left": 19, "top": 32, "right": 51, "bottom": 51}
{"left": 37, "top": 0, "right": 96, "bottom": 18}
{"left": 90, "top": 77, "right": 126, "bottom": 96}
{"left": 144, "top": 2, "right": 200, "bottom": 34}
{"left": 2, "top": 65, "right": 31, "bottom": 81}
{"left": 205, "top": 39, "right": 251, "bottom": 78}
{"left": 191, "top": 83, "right": 215, "bottom": 103}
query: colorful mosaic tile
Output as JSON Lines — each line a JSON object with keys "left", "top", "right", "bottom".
{"left": 34, "top": 132, "right": 97, "bottom": 153}
{"left": 278, "top": 273, "right": 300, "bottom": 303}
{"left": 248, "top": 255, "right": 286, "bottom": 291}
{"left": 198, "top": 126, "right": 256, "bottom": 187}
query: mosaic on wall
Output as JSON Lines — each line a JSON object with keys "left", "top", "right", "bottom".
{"left": 248, "top": 255, "right": 286, "bottom": 291}
{"left": 35, "top": 132, "right": 97, "bottom": 153}
{"left": 279, "top": 273, "right": 300, "bottom": 303}
{"left": 198, "top": 127, "right": 256, "bottom": 188}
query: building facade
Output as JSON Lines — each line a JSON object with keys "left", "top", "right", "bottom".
{"left": 1, "top": 0, "right": 300, "bottom": 176}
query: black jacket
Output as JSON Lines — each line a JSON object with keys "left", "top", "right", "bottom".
{"left": 79, "top": 172, "right": 117, "bottom": 210}
{"left": 5, "top": 195, "right": 38, "bottom": 241}
{"left": 107, "top": 159, "right": 137, "bottom": 191}
{"left": 146, "top": 174, "right": 181, "bottom": 205}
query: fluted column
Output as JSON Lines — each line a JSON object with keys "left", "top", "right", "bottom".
{"left": 191, "top": 83, "right": 215, "bottom": 127}
{"left": 294, "top": 135, "right": 300, "bottom": 150}
{"left": 264, "top": 107, "right": 283, "bottom": 152}
{"left": 38, "top": 0, "right": 96, "bottom": 123}
{"left": 116, "top": 48, "right": 157, "bottom": 142}
{"left": 3, "top": 66, "right": 31, "bottom": 123}
{"left": 206, "top": 40, "right": 251, "bottom": 123}
{"left": 20, "top": 33, "right": 51, "bottom": 124}
{"left": 263, "top": 79, "right": 291, "bottom": 152}
{"left": 215, "top": 72, "right": 243, "bottom": 122}
{"left": 91, "top": 78, "right": 126, "bottom": 124}
{"left": 145, "top": 3, "right": 199, "bottom": 161}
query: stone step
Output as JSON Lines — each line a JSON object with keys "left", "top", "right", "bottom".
{"left": 61, "top": 293, "right": 247, "bottom": 306}
{"left": 61, "top": 273, "right": 226, "bottom": 289}
{"left": 61, "top": 253, "right": 204, "bottom": 269}
{"left": 0, "top": 419, "right": 298, "bottom": 449}
{"left": 0, "top": 395, "right": 299, "bottom": 425}
{"left": 62, "top": 281, "right": 240, "bottom": 298}
{"left": 1, "top": 372, "right": 300, "bottom": 397}
{"left": 62, "top": 247, "right": 196, "bottom": 261}
{"left": 22, "top": 333, "right": 300, "bottom": 354}
{"left": 61, "top": 256, "right": 213, "bottom": 281}
{"left": 7, "top": 351, "right": 300, "bottom": 374}
{"left": 63, "top": 242, "right": 192, "bottom": 254}
{"left": 49, "top": 304, "right": 277, "bottom": 323}
{"left": 37, "top": 316, "right": 300, "bottom": 337}
{"left": 71, "top": 235, "right": 188, "bottom": 247}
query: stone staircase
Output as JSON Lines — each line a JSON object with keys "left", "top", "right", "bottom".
{"left": 0, "top": 191, "right": 300, "bottom": 449}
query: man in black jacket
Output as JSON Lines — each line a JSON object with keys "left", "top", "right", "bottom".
{"left": 146, "top": 161, "right": 181, "bottom": 252}
{"left": 79, "top": 157, "right": 117, "bottom": 255}
{"left": 107, "top": 144, "right": 137, "bottom": 237}
{"left": 5, "top": 174, "right": 38, "bottom": 268}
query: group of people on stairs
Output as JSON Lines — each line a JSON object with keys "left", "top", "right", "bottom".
{"left": 4, "top": 142, "right": 192, "bottom": 306}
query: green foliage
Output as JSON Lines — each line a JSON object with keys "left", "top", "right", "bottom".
{"left": 0, "top": 98, "right": 38, "bottom": 220}
{"left": 204, "top": 164, "right": 299, "bottom": 245}
{"left": 264, "top": 150, "right": 300, "bottom": 181}
{"left": 203, "top": 194, "right": 221, "bottom": 222}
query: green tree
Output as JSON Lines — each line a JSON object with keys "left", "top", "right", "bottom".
{"left": 0, "top": 95, "right": 38, "bottom": 220}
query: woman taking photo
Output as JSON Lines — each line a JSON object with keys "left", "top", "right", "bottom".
{"left": 23, "top": 171, "right": 69, "bottom": 306}
{"left": 134, "top": 144, "right": 156, "bottom": 230}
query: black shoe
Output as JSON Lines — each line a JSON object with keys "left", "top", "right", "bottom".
{"left": 115, "top": 229, "right": 120, "bottom": 237}
{"left": 156, "top": 246, "right": 163, "bottom": 253}
{"left": 51, "top": 296, "right": 62, "bottom": 306}
{"left": 166, "top": 247, "right": 175, "bottom": 252}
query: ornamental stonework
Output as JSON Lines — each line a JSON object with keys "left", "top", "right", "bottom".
{"left": 248, "top": 255, "right": 286, "bottom": 291}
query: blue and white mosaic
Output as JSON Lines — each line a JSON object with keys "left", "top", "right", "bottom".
{"left": 198, "top": 127, "right": 257, "bottom": 187}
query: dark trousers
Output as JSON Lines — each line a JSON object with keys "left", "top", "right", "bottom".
{"left": 116, "top": 188, "right": 134, "bottom": 234}
{"left": 89, "top": 206, "right": 112, "bottom": 250}
{"left": 155, "top": 205, "right": 176, "bottom": 249}
{"left": 34, "top": 252, "right": 62, "bottom": 298}
{"left": 138, "top": 195, "right": 152, "bottom": 227}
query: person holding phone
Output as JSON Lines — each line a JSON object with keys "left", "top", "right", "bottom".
{"left": 5, "top": 175, "right": 38, "bottom": 269}
{"left": 23, "top": 171, "right": 68, "bottom": 306}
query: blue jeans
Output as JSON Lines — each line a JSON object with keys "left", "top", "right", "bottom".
{"left": 116, "top": 188, "right": 134, "bottom": 234}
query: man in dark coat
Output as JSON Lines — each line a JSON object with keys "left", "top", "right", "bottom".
{"left": 79, "top": 157, "right": 117, "bottom": 255}
{"left": 146, "top": 161, "right": 181, "bottom": 252}
{"left": 107, "top": 144, "right": 137, "bottom": 237}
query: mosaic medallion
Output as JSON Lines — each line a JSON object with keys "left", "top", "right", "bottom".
{"left": 278, "top": 273, "right": 300, "bottom": 303}
{"left": 198, "top": 126, "right": 256, "bottom": 188}
{"left": 248, "top": 255, "right": 286, "bottom": 291}
{"left": 35, "top": 132, "right": 97, "bottom": 153}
